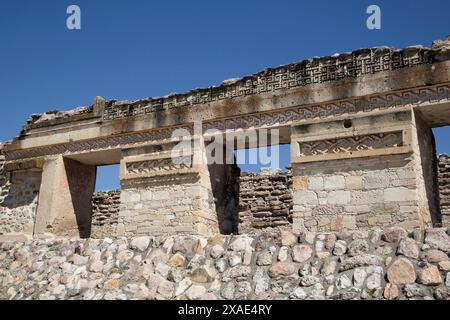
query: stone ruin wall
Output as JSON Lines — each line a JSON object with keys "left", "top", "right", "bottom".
{"left": 0, "top": 144, "right": 41, "bottom": 238}
{"left": 91, "top": 190, "right": 120, "bottom": 239}
{"left": 238, "top": 169, "right": 293, "bottom": 234}
{"left": 439, "top": 155, "right": 450, "bottom": 227}
{"left": 1, "top": 226, "right": 450, "bottom": 300}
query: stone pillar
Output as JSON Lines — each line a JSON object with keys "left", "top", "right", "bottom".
{"left": 117, "top": 136, "right": 218, "bottom": 236}
{"left": 290, "top": 110, "right": 434, "bottom": 233}
{"left": 34, "top": 156, "right": 96, "bottom": 238}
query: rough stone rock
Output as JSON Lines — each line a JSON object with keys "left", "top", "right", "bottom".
{"left": 353, "top": 268, "right": 367, "bottom": 288}
{"left": 157, "top": 279, "right": 175, "bottom": 299}
{"left": 446, "top": 273, "right": 450, "bottom": 287}
{"left": 256, "top": 251, "right": 273, "bottom": 266}
{"left": 299, "top": 275, "right": 319, "bottom": 287}
{"left": 210, "top": 245, "right": 224, "bottom": 259}
{"left": 348, "top": 240, "right": 370, "bottom": 257}
{"left": 324, "top": 233, "right": 337, "bottom": 251}
{"left": 228, "top": 254, "right": 242, "bottom": 267}
{"left": 229, "top": 236, "right": 253, "bottom": 252}
{"left": 268, "top": 263, "right": 296, "bottom": 278}
{"left": 281, "top": 231, "right": 297, "bottom": 246}
{"left": 190, "top": 268, "right": 210, "bottom": 283}
{"left": 384, "top": 283, "right": 399, "bottom": 300}
{"left": 215, "top": 259, "right": 227, "bottom": 273}
{"left": 185, "top": 285, "right": 207, "bottom": 300}
{"left": 418, "top": 265, "right": 443, "bottom": 285}
{"left": 404, "top": 284, "right": 430, "bottom": 298}
{"left": 89, "top": 260, "right": 104, "bottom": 273}
{"left": 117, "top": 250, "right": 134, "bottom": 263}
{"left": 438, "top": 261, "right": 450, "bottom": 271}
{"left": 103, "top": 279, "right": 121, "bottom": 290}
{"left": 397, "top": 238, "right": 420, "bottom": 259}
{"left": 175, "top": 278, "right": 192, "bottom": 296}
{"left": 221, "top": 282, "right": 235, "bottom": 300}
{"left": 169, "top": 253, "right": 186, "bottom": 267}
{"left": 290, "top": 287, "right": 307, "bottom": 300}
{"left": 130, "top": 236, "right": 150, "bottom": 252}
{"left": 425, "top": 229, "right": 450, "bottom": 252}
{"left": 172, "top": 237, "right": 196, "bottom": 254}
{"left": 292, "top": 245, "right": 312, "bottom": 263}
{"left": 336, "top": 274, "right": 352, "bottom": 290}
{"left": 340, "top": 254, "right": 383, "bottom": 271}
{"left": 387, "top": 258, "right": 416, "bottom": 285}
{"left": 72, "top": 254, "right": 89, "bottom": 266}
{"left": 382, "top": 227, "right": 407, "bottom": 243}
{"left": 278, "top": 247, "right": 289, "bottom": 262}
{"left": 366, "top": 271, "right": 382, "bottom": 292}
{"left": 333, "top": 240, "right": 347, "bottom": 256}
{"left": 421, "top": 250, "right": 449, "bottom": 263}
{"left": 222, "top": 266, "right": 252, "bottom": 281}
{"left": 321, "top": 260, "right": 337, "bottom": 276}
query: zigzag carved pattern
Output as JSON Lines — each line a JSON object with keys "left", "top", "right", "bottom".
{"left": 299, "top": 132, "right": 403, "bottom": 156}
{"left": 103, "top": 48, "right": 433, "bottom": 120}
{"left": 126, "top": 156, "right": 192, "bottom": 174}
{"left": 5, "top": 85, "right": 450, "bottom": 162}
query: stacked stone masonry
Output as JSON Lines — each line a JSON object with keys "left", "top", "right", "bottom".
{"left": 1, "top": 227, "right": 450, "bottom": 300}
{"left": 91, "top": 190, "right": 121, "bottom": 239}
{"left": 238, "top": 169, "right": 293, "bottom": 234}
{"left": 439, "top": 155, "right": 450, "bottom": 227}
{"left": 0, "top": 144, "right": 41, "bottom": 237}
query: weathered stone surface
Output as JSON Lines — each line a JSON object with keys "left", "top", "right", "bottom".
{"left": 190, "top": 268, "right": 210, "bottom": 283}
{"left": 210, "top": 245, "right": 224, "bottom": 259}
{"left": 425, "top": 229, "right": 450, "bottom": 252}
{"left": 397, "top": 238, "right": 420, "bottom": 259}
{"left": 292, "top": 245, "right": 312, "bottom": 263}
{"left": 222, "top": 266, "right": 252, "bottom": 281}
{"left": 382, "top": 227, "right": 407, "bottom": 243}
{"left": 169, "top": 253, "right": 186, "bottom": 267}
{"left": 333, "top": 240, "right": 347, "bottom": 256}
{"left": 1, "top": 227, "right": 450, "bottom": 300}
{"left": 347, "top": 240, "right": 370, "bottom": 257}
{"left": 185, "top": 285, "right": 207, "bottom": 300}
{"left": 340, "top": 254, "right": 383, "bottom": 271}
{"left": 268, "top": 263, "right": 296, "bottom": 278}
{"left": 418, "top": 265, "right": 443, "bottom": 285}
{"left": 130, "top": 236, "right": 150, "bottom": 252}
{"left": 280, "top": 231, "right": 297, "bottom": 246}
{"left": 256, "top": 251, "right": 273, "bottom": 266}
{"left": 438, "top": 261, "right": 450, "bottom": 271}
{"left": 421, "top": 250, "right": 449, "bottom": 263}
{"left": 387, "top": 258, "right": 416, "bottom": 285}
{"left": 384, "top": 283, "right": 399, "bottom": 300}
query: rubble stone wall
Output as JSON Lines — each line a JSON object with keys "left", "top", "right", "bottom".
{"left": 1, "top": 227, "right": 449, "bottom": 300}
{"left": 91, "top": 190, "right": 121, "bottom": 239}
{"left": 439, "top": 155, "right": 450, "bottom": 227}
{"left": 238, "top": 169, "right": 293, "bottom": 234}
{"left": 0, "top": 144, "right": 41, "bottom": 237}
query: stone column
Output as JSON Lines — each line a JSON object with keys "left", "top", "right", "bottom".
{"left": 290, "top": 110, "right": 432, "bottom": 233}
{"left": 34, "top": 156, "right": 96, "bottom": 238}
{"left": 117, "top": 135, "right": 218, "bottom": 236}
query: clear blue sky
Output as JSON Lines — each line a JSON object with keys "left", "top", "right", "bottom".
{"left": 0, "top": 0, "right": 449, "bottom": 191}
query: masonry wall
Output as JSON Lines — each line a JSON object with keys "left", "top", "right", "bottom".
{"left": 1, "top": 227, "right": 449, "bottom": 300}
{"left": 118, "top": 175, "right": 218, "bottom": 237}
{"left": 91, "top": 190, "right": 120, "bottom": 239}
{"left": 238, "top": 169, "right": 293, "bottom": 234}
{"left": 0, "top": 144, "right": 41, "bottom": 238}
{"left": 439, "top": 155, "right": 450, "bottom": 227}
{"left": 292, "top": 154, "right": 420, "bottom": 233}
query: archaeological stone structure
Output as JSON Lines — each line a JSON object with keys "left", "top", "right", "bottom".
{"left": 1, "top": 37, "right": 450, "bottom": 241}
